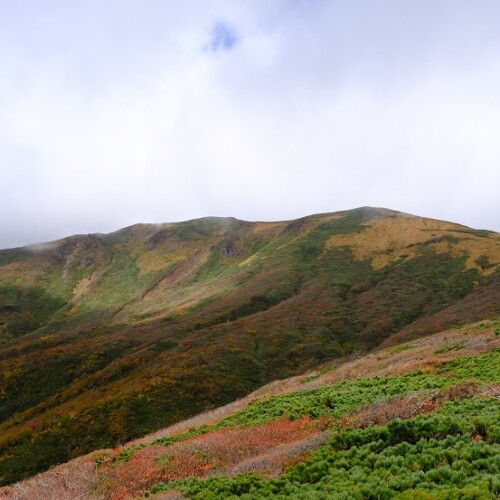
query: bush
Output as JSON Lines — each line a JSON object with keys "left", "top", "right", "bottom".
{"left": 147, "top": 398, "right": 500, "bottom": 498}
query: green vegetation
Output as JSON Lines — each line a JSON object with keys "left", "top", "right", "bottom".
{"left": 471, "top": 321, "right": 500, "bottom": 335}
{"left": 0, "top": 285, "right": 66, "bottom": 338}
{"left": 146, "top": 351, "right": 500, "bottom": 498}
{"left": 475, "top": 255, "right": 494, "bottom": 270}
{"left": 211, "top": 373, "right": 449, "bottom": 428}
{"left": 390, "top": 343, "right": 418, "bottom": 353}
{"left": 449, "top": 228, "right": 494, "bottom": 238}
{"left": 150, "top": 398, "right": 500, "bottom": 499}
{"left": 435, "top": 338, "right": 467, "bottom": 354}
{"left": 437, "top": 349, "right": 500, "bottom": 383}
{"left": 151, "top": 373, "right": 448, "bottom": 448}
{"left": 149, "top": 350, "right": 498, "bottom": 449}
{"left": 0, "top": 208, "right": 498, "bottom": 486}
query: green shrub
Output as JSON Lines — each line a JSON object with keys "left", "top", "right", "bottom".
{"left": 148, "top": 398, "right": 500, "bottom": 498}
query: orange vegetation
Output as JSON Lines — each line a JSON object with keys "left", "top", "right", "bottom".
{"left": 102, "top": 416, "right": 323, "bottom": 499}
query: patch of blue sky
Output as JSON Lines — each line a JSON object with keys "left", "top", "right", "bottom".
{"left": 206, "top": 20, "right": 238, "bottom": 52}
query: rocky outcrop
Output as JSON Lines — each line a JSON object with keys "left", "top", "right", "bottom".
{"left": 282, "top": 219, "right": 305, "bottom": 235}
{"left": 220, "top": 241, "right": 239, "bottom": 257}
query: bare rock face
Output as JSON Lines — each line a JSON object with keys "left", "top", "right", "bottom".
{"left": 58, "top": 238, "right": 78, "bottom": 258}
{"left": 282, "top": 219, "right": 305, "bottom": 234}
{"left": 82, "top": 255, "right": 94, "bottom": 268}
{"left": 146, "top": 229, "right": 168, "bottom": 250}
{"left": 220, "top": 241, "right": 239, "bottom": 257}
{"left": 81, "top": 234, "right": 99, "bottom": 251}
{"left": 146, "top": 228, "right": 180, "bottom": 251}
{"left": 60, "top": 234, "right": 101, "bottom": 278}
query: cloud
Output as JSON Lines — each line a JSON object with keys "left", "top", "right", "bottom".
{"left": 0, "top": 1, "right": 499, "bottom": 249}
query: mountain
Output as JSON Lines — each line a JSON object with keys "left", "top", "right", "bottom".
{"left": 1, "top": 319, "right": 499, "bottom": 499}
{"left": 0, "top": 207, "right": 499, "bottom": 485}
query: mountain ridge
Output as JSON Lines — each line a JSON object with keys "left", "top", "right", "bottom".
{"left": 5, "top": 206, "right": 487, "bottom": 254}
{"left": 0, "top": 206, "right": 498, "bottom": 485}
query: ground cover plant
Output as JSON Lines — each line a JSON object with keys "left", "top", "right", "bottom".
{"left": 145, "top": 349, "right": 500, "bottom": 499}
{"left": 0, "top": 320, "right": 498, "bottom": 499}
{"left": 150, "top": 398, "right": 499, "bottom": 499}
{"left": 109, "top": 341, "right": 500, "bottom": 497}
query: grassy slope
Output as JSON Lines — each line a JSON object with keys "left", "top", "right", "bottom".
{"left": 1, "top": 319, "right": 498, "bottom": 499}
{"left": 0, "top": 207, "right": 499, "bottom": 485}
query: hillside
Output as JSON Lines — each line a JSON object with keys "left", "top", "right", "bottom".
{"left": 0, "top": 207, "right": 499, "bottom": 485}
{"left": 1, "top": 319, "right": 499, "bottom": 498}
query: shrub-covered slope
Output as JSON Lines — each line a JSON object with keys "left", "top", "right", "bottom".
{"left": 1, "top": 320, "right": 498, "bottom": 499}
{"left": 0, "top": 207, "right": 499, "bottom": 484}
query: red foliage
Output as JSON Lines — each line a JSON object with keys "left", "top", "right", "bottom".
{"left": 103, "top": 416, "right": 320, "bottom": 499}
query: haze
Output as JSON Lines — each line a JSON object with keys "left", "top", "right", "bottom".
{"left": 1, "top": 0, "right": 500, "bottom": 249}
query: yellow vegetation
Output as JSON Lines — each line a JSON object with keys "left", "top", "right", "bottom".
{"left": 325, "top": 214, "right": 500, "bottom": 273}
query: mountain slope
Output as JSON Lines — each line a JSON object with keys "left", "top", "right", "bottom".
{"left": 0, "top": 207, "right": 499, "bottom": 484}
{"left": 1, "top": 319, "right": 499, "bottom": 499}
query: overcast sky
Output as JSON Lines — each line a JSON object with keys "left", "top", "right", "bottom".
{"left": 1, "top": 0, "right": 499, "bottom": 249}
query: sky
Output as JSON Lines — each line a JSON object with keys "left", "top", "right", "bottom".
{"left": 1, "top": 0, "right": 500, "bottom": 249}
